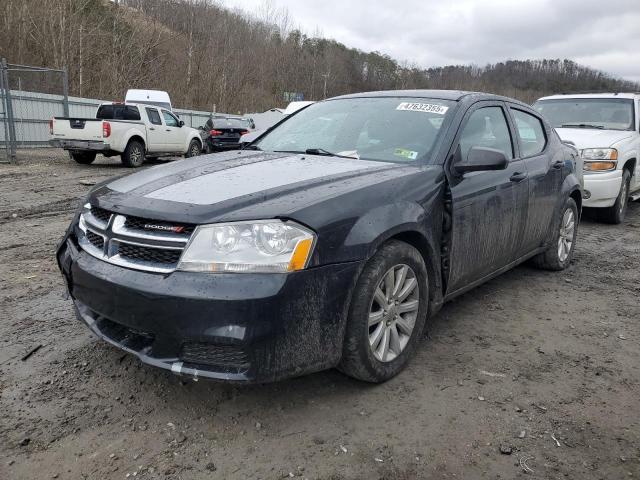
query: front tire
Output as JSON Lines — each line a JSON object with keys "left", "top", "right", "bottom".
{"left": 121, "top": 140, "right": 145, "bottom": 168}
{"left": 185, "top": 139, "right": 202, "bottom": 158}
{"left": 340, "top": 240, "right": 429, "bottom": 383}
{"left": 599, "top": 169, "right": 631, "bottom": 224}
{"left": 70, "top": 151, "right": 96, "bottom": 165}
{"left": 532, "top": 197, "right": 578, "bottom": 271}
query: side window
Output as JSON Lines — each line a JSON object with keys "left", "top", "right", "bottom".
{"left": 124, "top": 106, "right": 141, "bottom": 121}
{"left": 459, "top": 106, "right": 513, "bottom": 161}
{"left": 162, "top": 110, "right": 178, "bottom": 127}
{"left": 512, "top": 109, "right": 547, "bottom": 157}
{"left": 146, "top": 107, "right": 162, "bottom": 126}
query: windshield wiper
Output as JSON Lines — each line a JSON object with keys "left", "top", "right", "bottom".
{"left": 304, "top": 148, "right": 359, "bottom": 159}
{"left": 560, "top": 123, "right": 604, "bottom": 129}
{"left": 273, "top": 148, "right": 359, "bottom": 159}
{"left": 241, "top": 144, "right": 261, "bottom": 151}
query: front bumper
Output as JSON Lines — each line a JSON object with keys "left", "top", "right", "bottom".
{"left": 583, "top": 170, "right": 623, "bottom": 208}
{"left": 57, "top": 236, "right": 361, "bottom": 383}
{"left": 50, "top": 139, "right": 111, "bottom": 151}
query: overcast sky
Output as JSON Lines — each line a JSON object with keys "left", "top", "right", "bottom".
{"left": 223, "top": 0, "right": 640, "bottom": 82}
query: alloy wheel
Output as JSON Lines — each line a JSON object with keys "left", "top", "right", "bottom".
{"left": 368, "top": 264, "right": 420, "bottom": 362}
{"left": 558, "top": 208, "right": 575, "bottom": 262}
{"left": 130, "top": 147, "right": 142, "bottom": 164}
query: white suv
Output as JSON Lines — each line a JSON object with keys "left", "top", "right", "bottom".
{"left": 534, "top": 93, "right": 640, "bottom": 223}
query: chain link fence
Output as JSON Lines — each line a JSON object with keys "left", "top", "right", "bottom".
{"left": 0, "top": 59, "right": 69, "bottom": 163}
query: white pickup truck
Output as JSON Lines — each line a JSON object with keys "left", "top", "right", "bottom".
{"left": 49, "top": 102, "right": 203, "bottom": 167}
{"left": 534, "top": 93, "right": 640, "bottom": 223}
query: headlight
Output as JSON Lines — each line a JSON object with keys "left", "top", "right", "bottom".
{"left": 581, "top": 148, "right": 618, "bottom": 160}
{"left": 582, "top": 148, "right": 618, "bottom": 172}
{"left": 177, "top": 220, "right": 315, "bottom": 273}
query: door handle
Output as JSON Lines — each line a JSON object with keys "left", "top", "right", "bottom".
{"left": 166, "top": 129, "right": 171, "bottom": 132}
{"left": 510, "top": 172, "right": 528, "bottom": 182}
{"left": 552, "top": 160, "right": 565, "bottom": 169}
{"left": 149, "top": 127, "right": 155, "bottom": 131}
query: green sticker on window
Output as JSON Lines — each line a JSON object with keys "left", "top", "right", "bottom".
{"left": 394, "top": 148, "right": 419, "bottom": 160}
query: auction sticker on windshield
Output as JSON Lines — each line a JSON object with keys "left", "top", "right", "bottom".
{"left": 397, "top": 102, "right": 449, "bottom": 114}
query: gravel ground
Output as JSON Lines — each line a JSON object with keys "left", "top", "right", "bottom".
{"left": 1, "top": 151, "right": 639, "bottom": 480}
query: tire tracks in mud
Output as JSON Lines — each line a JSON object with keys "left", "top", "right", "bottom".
{"left": 0, "top": 197, "right": 80, "bottom": 223}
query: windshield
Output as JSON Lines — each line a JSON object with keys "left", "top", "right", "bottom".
{"left": 533, "top": 98, "right": 635, "bottom": 131}
{"left": 256, "top": 97, "right": 455, "bottom": 163}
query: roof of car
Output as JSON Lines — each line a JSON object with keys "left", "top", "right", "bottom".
{"left": 328, "top": 90, "right": 537, "bottom": 110}
{"left": 330, "top": 89, "right": 519, "bottom": 103}
{"left": 537, "top": 92, "right": 640, "bottom": 101}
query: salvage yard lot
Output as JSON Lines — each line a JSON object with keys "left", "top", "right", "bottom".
{"left": 1, "top": 152, "right": 639, "bottom": 480}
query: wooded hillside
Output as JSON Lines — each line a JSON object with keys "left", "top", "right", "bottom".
{"left": 2, "top": 0, "right": 638, "bottom": 113}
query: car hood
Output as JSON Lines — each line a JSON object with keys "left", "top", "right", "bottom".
{"left": 555, "top": 128, "right": 635, "bottom": 150}
{"left": 91, "top": 150, "right": 416, "bottom": 224}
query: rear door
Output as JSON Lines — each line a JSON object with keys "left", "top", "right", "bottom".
{"left": 144, "top": 107, "right": 165, "bottom": 152}
{"left": 161, "top": 110, "right": 183, "bottom": 151}
{"left": 447, "top": 102, "right": 530, "bottom": 293}
{"left": 507, "top": 106, "right": 562, "bottom": 253}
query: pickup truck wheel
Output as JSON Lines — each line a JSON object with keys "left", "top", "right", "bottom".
{"left": 599, "top": 169, "right": 631, "bottom": 224}
{"left": 185, "top": 139, "right": 201, "bottom": 158}
{"left": 121, "top": 140, "right": 145, "bottom": 168}
{"left": 532, "top": 197, "right": 578, "bottom": 271}
{"left": 339, "top": 240, "right": 428, "bottom": 383}
{"left": 70, "top": 151, "right": 97, "bottom": 165}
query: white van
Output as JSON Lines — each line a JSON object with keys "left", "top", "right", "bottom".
{"left": 125, "top": 89, "right": 172, "bottom": 111}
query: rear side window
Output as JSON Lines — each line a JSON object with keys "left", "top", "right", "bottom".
{"left": 96, "top": 105, "right": 141, "bottom": 121}
{"left": 512, "top": 109, "right": 547, "bottom": 157}
{"left": 458, "top": 106, "right": 514, "bottom": 161}
{"left": 146, "top": 108, "right": 162, "bottom": 125}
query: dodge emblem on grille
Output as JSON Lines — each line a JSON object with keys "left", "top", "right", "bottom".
{"left": 144, "top": 223, "right": 185, "bottom": 233}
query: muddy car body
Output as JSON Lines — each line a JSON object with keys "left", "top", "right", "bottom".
{"left": 57, "top": 90, "right": 582, "bottom": 383}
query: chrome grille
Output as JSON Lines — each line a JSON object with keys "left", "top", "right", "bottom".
{"left": 86, "top": 230, "right": 105, "bottom": 250}
{"left": 77, "top": 203, "right": 191, "bottom": 273}
{"left": 90, "top": 206, "right": 112, "bottom": 224}
{"left": 117, "top": 243, "right": 182, "bottom": 264}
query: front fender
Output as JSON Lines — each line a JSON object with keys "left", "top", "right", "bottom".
{"left": 341, "top": 195, "right": 444, "bottom": 304}
{"left": 182, "top": 130, "right": 202, "bottom": 153}
{"left": 343, "top": 202, "right": 433, "bottom": 258}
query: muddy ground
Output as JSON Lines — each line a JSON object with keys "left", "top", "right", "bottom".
{"left": 0, "top": 151, "right": 638, "bottom": 480}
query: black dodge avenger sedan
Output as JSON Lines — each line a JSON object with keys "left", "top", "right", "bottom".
{"left": 57, "top": 90, "right": 582, "bottom": 383}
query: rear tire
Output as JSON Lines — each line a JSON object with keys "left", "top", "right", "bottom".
{"left": 70, "top": 151, "right": 96, "bottom": 165}
{"left": 339, "top": 240, "right": 429, "bottom": 383}
{"left": 185, "top": 139, "right": 201, "bottom": 158}
{"left": 121, "top": 140, "right": 145, "bottom": 168}
{"left": 531, "top": 197, "right": 578, "bottom": 271}
{"left": 599, "top": 169, "right": 631, "bottom": 224}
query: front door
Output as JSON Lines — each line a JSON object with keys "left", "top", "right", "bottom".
{"left": 447, "top": 103, "right": 530, "bottom": 293}
{"left": 161, "top": 110, "right": 183, "bottom": 152}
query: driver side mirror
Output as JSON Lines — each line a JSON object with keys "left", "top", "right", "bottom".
{"left": 454, "top": 146, "right": 508, "bottom": 174}
{"left": 178, "top": 120, "right": 185, "bottom": 127}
